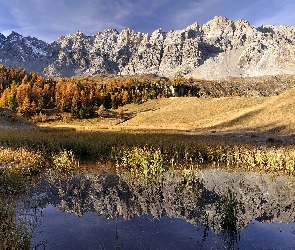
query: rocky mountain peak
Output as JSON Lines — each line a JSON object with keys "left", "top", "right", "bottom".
{"left": 234, "top": 19, "right": 251, "bottom": 29}
{"left": 98, "top": 28, "right": 119, "bottom": 36}
{"left": 201, "top": 16, "right": 236, "bottom": 37}
{"left": 0, "top": 33, "right": 6, "bottom": 48}
{"left": 185, "top": 22, "right": 200, "bottom": 32}
{"left": 7, "top": 31, "right": 23, "bottom": 41}
{"left": 75, "top": 30, "right": 84, "bottom": 37}
{"left": 117, "top": 28, "right": 144, "bottom": 45}
{"left": 211, "top": 15, "right": 231, "bottom": 24}
{"left": 1, "top": 16, "right": 295, "bottom": 79}
{"left": 150, "top": 28, "right": 166, "bottom": 41}
{"left": 117, "top": 28, "right": 133, "bottom": 43}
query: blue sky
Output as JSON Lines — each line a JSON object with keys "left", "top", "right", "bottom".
{"left": 1, "top": 0, "right": 295, "bottom": 43}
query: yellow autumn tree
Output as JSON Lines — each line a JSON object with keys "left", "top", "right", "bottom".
{"left": 16, "top": 81, "right": 31, "bottom": 108}
{"left": 19, "top": 95, "right": 31, "bottom": 115}
{"left": 0, "top": 88, "right": 11, "bottom": 108}
{"left": 122, "top": 91, "right": 130, "bottom": 104}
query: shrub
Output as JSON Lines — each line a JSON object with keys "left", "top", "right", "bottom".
{"left": 0, "top": 147, "right": 45, "bottom": 175}
{"left": 52, "top": 149, "right": 78, "bottom": 171}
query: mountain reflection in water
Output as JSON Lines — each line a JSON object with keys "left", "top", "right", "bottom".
{"left": 30, "top": 169, "right": 295, "bottom": 249}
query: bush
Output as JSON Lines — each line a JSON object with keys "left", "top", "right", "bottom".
{"left": 52, "top": 150, "right": 78, "bottom": 172}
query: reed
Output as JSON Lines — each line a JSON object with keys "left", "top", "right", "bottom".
{"left": 0, "top": 170, "right": 39, "bottom": 250}
{"left": 0, "top": 198, "right": 34, "bottom": 250}
{"left": 113, "top": 146, "right": 165, "bottom": 187}
{"left": 216, "top": 188, "right": 240, "bottom": 249}
{"left": 0, "top": 147, "right": 45, "bottom": 175}
{"left": 52, "top": 149, "right": 78, "bottom": 172}
{"left": 1, "top": 128, "right": 295, "bottom": 175}
{"left": 113, "top": 144, "right": 295, "bottom": 176}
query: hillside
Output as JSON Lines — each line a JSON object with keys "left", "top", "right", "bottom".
{"left": 1, "top": 16, "right": 295, "bottom": 78}
{"left": 1, "top": 83, "right": 295, "bottom": 146}
{"left": 118, "top": 87, "right": 295, "bottom": 135}
{"left": 0, "top": 108, "right": 37, "bottom": 130}
{"left": 1, "top": 64, "right": 295, "bottom": 141}
{"left": 33, "top": 86, "right": 295, "bottom": 141}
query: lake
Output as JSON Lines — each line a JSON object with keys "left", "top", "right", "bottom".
{"left": 22, "top": 168, "right": 295, "bottom": 249}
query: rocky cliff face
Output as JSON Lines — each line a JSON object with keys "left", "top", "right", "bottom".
{"left": 1, "top": 16, "right": 295, "bottom": 79}
{"left": 0, "top": 31, "right": 50, "bottom": 72}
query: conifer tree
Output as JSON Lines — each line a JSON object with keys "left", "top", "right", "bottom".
{"left": 0, "top": 88, "right": 11, "bottom": 108}
{"left": 122, "top": 91, "right": 130, "bottom": 104}
{"left": 9, "top": 82, "right": 17, "bottom": 113}
{"left": 19, "top": 95, "right": 30, "bottom": 115}
{"left": 97, "top": 104, "right": 107, "bottom": 117}
{"left": 111, "top": 94, "right": 118, "bottom": 109}
{"left": 103, "top": 92, "right": 112, "bottom": 109}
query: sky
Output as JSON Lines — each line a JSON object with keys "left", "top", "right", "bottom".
{"left": 1, "top": 0, "right": 295, "bottom": 43}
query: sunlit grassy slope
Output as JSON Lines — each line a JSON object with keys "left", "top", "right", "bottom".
{"left": 29, "top": 86, "right": 295, "bottom": 135}
{"left": 119, "top": 87, "right": 295, "bottom": 134}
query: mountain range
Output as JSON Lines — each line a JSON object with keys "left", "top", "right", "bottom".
{"left": 1, "top": 16, "right": 295, "bottom": 79}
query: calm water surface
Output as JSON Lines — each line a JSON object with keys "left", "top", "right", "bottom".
{"left": 27, "top": 169, "right": 295, "bottom": 249}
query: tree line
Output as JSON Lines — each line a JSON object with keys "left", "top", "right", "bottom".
{"left": 0, "top": 65, "right": 204, "bottom": 119}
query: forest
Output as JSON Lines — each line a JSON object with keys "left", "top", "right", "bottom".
{"left": 0, "top": 64, "right": 204, "bottom": 119}
{"left": 1, "top": 64, "right": 294, "bottom": 120}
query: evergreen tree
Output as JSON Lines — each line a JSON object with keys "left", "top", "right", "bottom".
{"left": 79, "top": 107, "right": 86, "bottom": 119}
{"left": 70, "top": 98, "right": 79, "bottom": 118}
{"left": 9, "top": 93, "right": 17, "bottom": 113}
{"left": 111, "top": 94, "right": 118, "bottom": 109}
{"left": 103, "top": 92, "right": 112, "bottom": 109}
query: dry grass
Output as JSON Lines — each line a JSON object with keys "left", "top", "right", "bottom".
{"left": 114, "top": 86, "right": 295, "bottom": 134}
{"left": 1, "top": 123, "right": 295, "bottom": 175}
{"left": 118, "top": 96, "right": 266, "bottom": 130}
{"left": 32, "top": 86, "right": 295, "bottom": 135}
{"left": 3, "top": 74, "right": 285, "bottom": 141}
{"left": 0, "top": 147, "right": 45, "bottom": 174}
